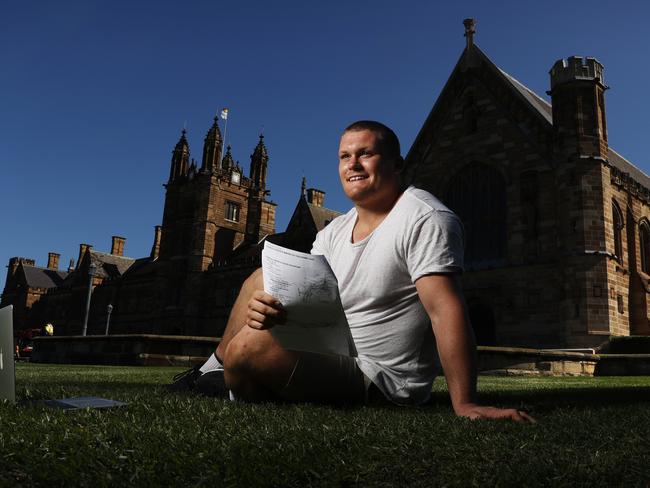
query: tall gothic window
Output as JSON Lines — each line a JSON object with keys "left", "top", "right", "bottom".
{"left": 446, "top": 163, "right": 507, "bottom": 268}
{"left": 640, "top": 220, "right": 650, "bottom": 273}
{"left": 225, "top": 201, "right": 240, "bottom": 222}
{"left": 612, "top": 201, "right": 623, "bottom": 261}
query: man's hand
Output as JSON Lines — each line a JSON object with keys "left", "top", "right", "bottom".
{"left": 246, "top": 290, "right": 286, "bottom": 330}
{"left": 454, "top": 403, "right": 537, "bottom": 423}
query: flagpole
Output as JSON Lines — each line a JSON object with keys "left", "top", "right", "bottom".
{"left": 221, "top": 108, "right": 229, "bottom": 166}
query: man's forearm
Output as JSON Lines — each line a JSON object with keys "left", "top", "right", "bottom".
{"left": 416, "top": 275, "right": 535, "bottom": 422}
{"left": 414, "top": 274, "right": 479, "bottom": 413}
{"left": 434, "top": 312, "right": 479, "bottom": 413}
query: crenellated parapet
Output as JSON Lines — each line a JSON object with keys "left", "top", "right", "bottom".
{"left": 550, "top": 56, "right": 605, "bottom": 90}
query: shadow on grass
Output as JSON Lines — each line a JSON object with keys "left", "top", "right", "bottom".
{"left": 427, "top": 386, "right": 650, "bottom": 413}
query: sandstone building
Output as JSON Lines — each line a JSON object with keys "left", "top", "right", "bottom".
{"left": 5, "top": 20, "right": 649, "bottom": 349}
{"left": 406, "top": 20, "right": 650, "bottom": 347}
{"left": 2, "top": 117, "right": 339, "bottom": 337}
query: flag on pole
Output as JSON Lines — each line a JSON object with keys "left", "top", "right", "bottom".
{"left": 220, "top": 108, "right": 229, "bottom": 120}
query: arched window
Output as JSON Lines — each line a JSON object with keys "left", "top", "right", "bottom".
{"left": 446, "top": 163, "right": 507, "bottom": 268}
{"left": 640, "top": 220, "right": 650, "bottom": 273}
{"left": 612, "top": 201, "right": 623, "bottom": 261}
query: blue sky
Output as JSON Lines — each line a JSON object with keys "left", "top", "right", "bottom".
{"left": 1, "top": 0, "right": 648, "bottom": 291}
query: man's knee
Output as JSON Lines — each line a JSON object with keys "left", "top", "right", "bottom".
{"left": 223, "top": 328, "right": 263, "bottom": 375}
{"left": 223, "top": 327, "right": 298, "bottom": 395}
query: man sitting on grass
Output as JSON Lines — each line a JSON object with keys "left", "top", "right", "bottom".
{"left": 170, "top": 120, "right": 534, "bottom": 422}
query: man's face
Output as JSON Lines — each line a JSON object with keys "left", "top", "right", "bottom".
{"left": 338, "top": 129, "right": 400, "bottom": 206}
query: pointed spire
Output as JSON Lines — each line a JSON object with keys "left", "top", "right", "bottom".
{"left": 222, "top": 145, "right": 234, "bottom": 170}
{"left": 169, "top": 129, "right": 190, "bottom": 182}
{"left": 201, "top": 115, "right": 223, "bottom": 173}
{"left": 301, "top": 176, "right": 307, "bottom": 197}
{"left": 252, "top": 134, "right": 268, "bottom": 160}
{"left": 178, "top": 128, "right": 187, "bottom": 143}
{"left": 207, "top": 116, "right": 222, "bottom": 140}
{"left": 250, "top": 134, "right": 269, "bottom": 190}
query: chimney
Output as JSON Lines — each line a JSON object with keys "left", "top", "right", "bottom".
{"left": 78, "top": 243, "right": 93, "bottom": 267}
{"left": 47, "top": 252, "right": 60, "bottom": 270}
{"left": 111, "top": 236, "right": 126, "bottom": 256}
{"left": 8, "top": 257, "right": 22, "bottom": 278}
{"left": 68, "top": 258, "right": 75, "bottom": 272}
{"left": 150, "top": 226, "right": 162, "bottom": 259}
{"left": 306, "top": 188, "right": 325, "bottom": 207}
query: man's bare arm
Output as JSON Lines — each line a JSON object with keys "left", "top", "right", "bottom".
{"left": 415, "top": 274, "right": 535, "bottom": 423}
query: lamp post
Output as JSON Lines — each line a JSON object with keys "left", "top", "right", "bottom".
{"left": 105, "top": 304, "right": 113, "bottom": 335}
{"left": 81, "top": 263, "right": 97, "bottom": 336}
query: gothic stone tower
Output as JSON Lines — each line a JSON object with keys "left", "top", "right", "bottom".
{"left": 157, "top": 117, "right": 276, "bottom": 334}
{"left": 549, "top": 56, "right": 612, "bottom": 344}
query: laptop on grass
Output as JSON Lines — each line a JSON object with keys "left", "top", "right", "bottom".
{"left": 0, "top": 305, "right": 126, "bottom": 409}
{"left": 0, "top": 305, "right": 15, "bottom": 402}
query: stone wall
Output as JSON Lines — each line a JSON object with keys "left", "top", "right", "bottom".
{"left": 32, "top": 334, "right": 219, "bottom": 366}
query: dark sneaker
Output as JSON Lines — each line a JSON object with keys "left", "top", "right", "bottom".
{"left": 167, "top": 365, "right": 202, "bottom": 393}
{"left": 196, "top": 369, "right": 229, "bottom": 398}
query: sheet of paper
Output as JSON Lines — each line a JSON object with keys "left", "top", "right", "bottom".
{"left": 262, "top": 241, "right": 355, "bottom": 357}
{"left": 46, "top": 397, "right": 128, "bottom": 410}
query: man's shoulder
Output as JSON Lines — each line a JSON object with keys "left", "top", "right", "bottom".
{"left": 400, "top": 186, "right": 457, "bottom": 218}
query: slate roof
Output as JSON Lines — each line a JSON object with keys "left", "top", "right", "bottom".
{"left": 498, "top": 70, "right": 553, "bottom": 123}
{"left": 22, "top": 265, "right": 68, "bottom": 289}
{"left": 119, "top": 257, "right": 157, "bottom": 278}
{"left": 307, "top": 203, "right": 342, "bottom": 231}
{"left": 606, "top": 149, "right": 650, "bottom": 189}
{"left": 89, "top": 251, "right": 136, "bottom": 279}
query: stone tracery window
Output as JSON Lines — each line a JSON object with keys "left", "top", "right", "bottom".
{"left": 446, "top": 163, "right": 507, "bottom": 268}
{"left": 612, "top": 201, "right": 623, "bottom": 261}
{"left": 640, "top": 220, "right": 650, "bottom": 274}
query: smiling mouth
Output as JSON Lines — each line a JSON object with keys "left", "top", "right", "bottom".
{"left": 347, "top": 175, "right": 368, "bottom": 182}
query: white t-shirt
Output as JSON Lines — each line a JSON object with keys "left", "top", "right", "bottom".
{"left": 311, "top": 186, "right": 464, "bottom": 405}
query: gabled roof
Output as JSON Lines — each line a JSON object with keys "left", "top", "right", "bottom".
{"left": 285, "top": 195, "right": 342, "bottom": 235}
{"left": 21, "top": 265, "right": 68, "bottom": 289}
{"left": 89, "top": 251, "right": 136, "bottom": 279}
{"left": 119, "top": 256, "right": 157, "bottom": 278}
{"left": 498, "top": 70, "right": 553, "bottom": 124}
{"left": 307, "top": 203, "right": 342, "bottom": 231}
{"left": 408, "top": 43, "right": 650, "bottom": 190}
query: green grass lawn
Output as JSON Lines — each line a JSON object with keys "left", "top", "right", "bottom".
{"left": 2, "top": 364, "right": 650, "bottom": 487}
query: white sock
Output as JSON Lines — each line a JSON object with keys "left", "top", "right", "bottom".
{"left": 199, "top": 353, "right": 224, "bottom": 374}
